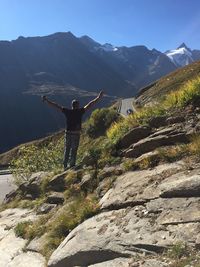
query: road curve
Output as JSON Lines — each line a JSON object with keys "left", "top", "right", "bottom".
{"left": 0, "top": 174, "right": 17, "bottom": 203}
{"left": 120, "top": 98, "right": 136, "bottom": 116}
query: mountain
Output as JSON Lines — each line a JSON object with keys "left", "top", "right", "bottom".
{"left": 80, "top": 36, "right": 177, "bottom": 88}
{"left": 0, "top": 32, "right": 200, "bottom": 154}
{"left": 0, "top": 32, "right": 134, "bottom": 154}
{"left": 165, "top": 43, "right": 200, "bottom": 67}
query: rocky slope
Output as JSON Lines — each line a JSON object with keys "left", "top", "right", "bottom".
{"left": 1, "top": 104, "right": 200, "bottom": 266}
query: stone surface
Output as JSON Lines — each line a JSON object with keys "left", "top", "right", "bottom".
{"left": 80, "top": 173, "right": 93, "bottom": 191}
{"left": 118, "top": 126, "right": 152, "bottom": 149}
{"left": 158, "top": 170, "right": 200, "bottom": 197}
{"left": 36, "top": 203, "right": 57, "bottom": 214}
{"left": 27, "top": 234, "right": 48, "bottom": 253}
{"left": 100, "top": 161, "right": 185, "bottom": 210}
{"left": 0, "top": 230, "right": 26, "bottom": 266}
{"left": 148, "top": 116, "right": 168, "bottom": 128}
{"left": 124, "top": 132, "right": 189, "bottom": 158}
{"left": 48, "top": 172, "right": 67, "bottom": 192}
{"left": 46, "top": 192, "right": 64, "bottom": 205}
{"left": 0, "top": 208, "right": 46, "bottom": 266}
{"left": 0, "top": 208, "right": 38, "bottom": 228}
{"left": 48, "top": 203, "right": 194, "bottom": 267}
{"left": 99, "top": 166, "right": 123, "bottom": 180}
{"left": 7, "top": 251, "right": 46, "bottom": 267}
{"left": 166, "top": 115, "right": 185, "bottom": 125}
{"left": 89, "top": 257, "right": 131, "bottom": 267}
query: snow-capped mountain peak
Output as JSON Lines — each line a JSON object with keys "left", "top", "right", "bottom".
{"left": 165, "top": 43, "right": 193, "bottom": 67}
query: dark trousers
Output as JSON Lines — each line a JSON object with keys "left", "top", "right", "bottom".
{"left": 64, "top": 132, "right": 80, "bottom": 169}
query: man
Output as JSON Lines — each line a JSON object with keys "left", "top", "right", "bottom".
{"left": 42, "top": 91, "right": 104, "bottom": 170}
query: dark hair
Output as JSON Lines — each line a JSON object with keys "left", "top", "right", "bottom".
{"left": 72, "top": 99, "right": 79, "bottom": 109}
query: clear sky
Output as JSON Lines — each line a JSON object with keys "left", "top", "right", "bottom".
{"left": 0, "top": 0, "right": 200, "bottom": 52}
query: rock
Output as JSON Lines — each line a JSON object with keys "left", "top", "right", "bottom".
{"left": 0, "top": 230, "right": 26, "bottom": 266}
{"left": 19, "top": 182, "right": 41, "bottom": 199}
{"left": 96, "top": 176, "right": 117, "bottom": 198}
{"left": 48, "top": 172, "right": 67, "bottom": 192}
{"left": 99, "top": 166, "right": 123, "bottom": 180}
{"left": 0, "top": 208, "right": 38, "bottom": 229}
{"left": 27, "top": 234, "right": 48, "bottom": 253}
{"left": 89, "top": 257, "right": 131, "bottom": 266}
{"left": 80, "top": 174, "right": 93, "bottom": 191}
{"left": 3, "top": 189, "right": 18, "bottom": 204}
{"left": 36, "top": 203, "right": 57, "bottom": 214}
{"left": 46, "top": 192, "right": 64, "bottom": 205}
{"left": 158, "top": 170, "right": 200, "bottom": 197}
{"left": 149, "top": 126, "right": 180, "bottom": 138}
{"left": 148, "top": 116, "right": 168, "bottom": 128}
{"left": 47, "top": 207, "right": 183, "bottom": 267}
{"left": 166, "top": 115, "right": 185, "bottom": 125}
{"left": 146, "top": 197, "right": 200, "bottom": 225}
{"left": 100, "top": 161, "right": 185, "bottom": 210}
{"left": 7, "top": 251, "right": 46, "bottom": 267}
{"left": 124, "top": 132, "right": 189, "bottom": 158}
{"left": 118, "top": 126, "right": 152, "bottom": 149}
{"left": 88, "top": 258, "right": 168, "bottom": 267}
{"left": 133, "top": 151, "right": 160, "bottom": 166}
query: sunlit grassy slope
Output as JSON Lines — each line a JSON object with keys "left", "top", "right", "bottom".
{"left": 136, "top": 60, "right": 200, "bottom": 106}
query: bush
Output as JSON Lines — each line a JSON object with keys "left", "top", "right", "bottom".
{"left": 85, "top": 108, "right": 119, "bottom": 138}
{"left": 10, "top": 138, "right": 64, "bottom": 184}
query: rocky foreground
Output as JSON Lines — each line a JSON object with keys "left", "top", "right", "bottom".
{"left": 1, "top": 108, "right": 200, "bottom": 267}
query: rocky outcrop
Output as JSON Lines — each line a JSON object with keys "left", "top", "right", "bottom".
{"left": 118, "top": 126, "right": 151, "bottom": 149}
{"left": 0, "top": 208, "right": 46, "bottom": 266}
{"left": 48, "top": 160, "right": 200, "bottom": 267}
{"left": 124, "top": 131, "right": 189, "bottom": 158}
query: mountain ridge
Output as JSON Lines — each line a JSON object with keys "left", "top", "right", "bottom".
{"left": 1, "top": 31, "right": 200, "bottom": 153}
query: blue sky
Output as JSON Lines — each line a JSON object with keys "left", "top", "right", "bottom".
{"left": 0, "top": 0, "right": 200, "bottom": 51}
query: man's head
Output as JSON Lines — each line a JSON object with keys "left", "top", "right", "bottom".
{"left": 71, "top": 99, "right": 79, "bottom": 109}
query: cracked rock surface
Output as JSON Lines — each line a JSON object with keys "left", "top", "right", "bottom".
{"left": 48, "top": 160, "right": 200, "bottom": 267}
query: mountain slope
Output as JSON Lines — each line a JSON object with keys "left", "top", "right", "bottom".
{"left": 136, "top": 60, "right": 200, "bottom": 106}
{"left": 0, "top": 32, "right": 135, "bottom": 154}
{"left": 80, "top": 36, "right": 177, "bottom": 88}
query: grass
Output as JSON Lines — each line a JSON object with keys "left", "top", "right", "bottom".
{"left": 107, "top": 76, "right": 200, "bottom": 143}
{"left": 164, "top": 242, "right": 200, "bottom": 267}
{"left": 137, "top": 60, "right": 200, "bottom": 106}
{"left": 16, "top": 194, "right": 98, "bottom": 259}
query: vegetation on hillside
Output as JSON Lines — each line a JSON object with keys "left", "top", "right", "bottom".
{"left": 107, "top": 76, "right": 200, "bottom": 143}
{"left": 137, "top": 60, "right": 200, "bottom": 105}
{"left": 10, "top": 107, "right": 120, "bottom": 183}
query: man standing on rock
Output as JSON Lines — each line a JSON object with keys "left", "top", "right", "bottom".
{"left": 42, "top": 91, "right": 104, "bottom": 170}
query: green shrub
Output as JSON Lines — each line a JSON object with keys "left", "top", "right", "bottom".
{"left": 14, "top": 221, "right": 33, "bottom": 238}
{"left": 10, "top": 138, "right": 64, "bottom": 184}
{"left": 85, "top": 108, "right": 119, "bottom": 138}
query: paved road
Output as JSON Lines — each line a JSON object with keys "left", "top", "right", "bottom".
{"left": 0, "top": 174, "right": 17, "bottom": 203}
{"left": 120, "top": 98, "right": 136, "bottom": 116}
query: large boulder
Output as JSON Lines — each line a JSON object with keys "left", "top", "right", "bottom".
{"left": 118, "top": 126, "right": 152, "bottom": 149}
{"left": 48, "top": 201, "right": 200, "bottom": 267}
{"left": 124, "top": 132, "right": 189, "bottom": 158}
{"left": 148, "top": 116, "right": 168, "bottom": 128}
{"left": 48, "top": 172, "right": 67, "bottom": 192}
{"left": 100, "top": 161, "right": 185, "bottom": 210}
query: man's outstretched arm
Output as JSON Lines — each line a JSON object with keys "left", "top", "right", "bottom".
{"left": 42, "top": 95, "right": 63, "bottom": 112}
{"left": 84, "top": 91, "right": 104, "bottom": 111}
